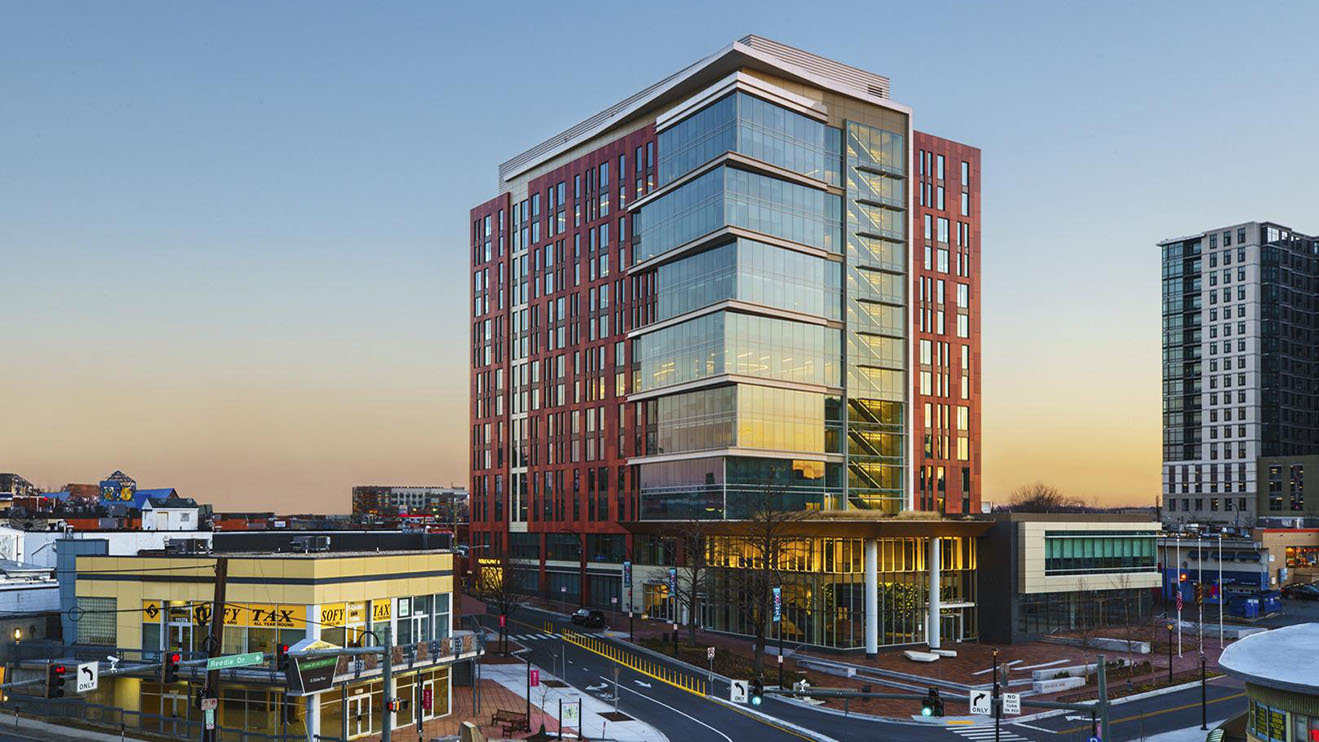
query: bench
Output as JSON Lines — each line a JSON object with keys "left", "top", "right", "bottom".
{"left": 491, "top": 709, "right": 529, "bottom": 735}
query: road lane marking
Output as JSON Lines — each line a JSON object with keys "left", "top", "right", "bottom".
{"left": 603, "top": 674, "right": 735, "bottom": 742}
{"left": 1054, "top": 691, "right": 1246, "bottom": 733}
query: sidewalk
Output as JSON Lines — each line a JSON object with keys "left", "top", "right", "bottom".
{"left": 1143, "top": 721, "right": 1228, "bottom": 741}
{"left": 482, "top": 663, "right": 669, "bottom": 742}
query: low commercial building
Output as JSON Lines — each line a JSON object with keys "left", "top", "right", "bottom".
{"left": 68, "top": 548, "right": 479, "bottom": 741}
{"left": 978, "top": 514, "right": 1161, "bottom": 643}
{"left": 1256, "top": 527, "right": 1319, "bottom": 586}
{"left": 1219, "top": 622, "right": 1319, "bottom": 742}
{"left": 1158, "top": 533, "right": 1270, "bottom": 608}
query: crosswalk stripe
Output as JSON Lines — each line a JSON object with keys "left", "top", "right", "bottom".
{"left": 950, "top": 728, "right": 1032, "bottom": 741}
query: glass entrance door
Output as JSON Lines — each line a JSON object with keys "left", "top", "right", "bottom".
{"left": 939, "top": 610, "right": 963, "bottom": 643}
{"left": 348, "top": 693, "right": 372, "bottom": 739}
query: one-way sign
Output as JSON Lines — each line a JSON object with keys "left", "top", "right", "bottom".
{"left": 969, "top": 689, "right": 991, "bottom": 715}
{"left": 76, "top": 661, "right": 98, "bottom": 693}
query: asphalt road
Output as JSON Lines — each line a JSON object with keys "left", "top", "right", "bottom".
{"left": 1026, "top": 674, "right": 1245, "bottom": 742}
{"left": 494, "top": 608, "right": 1261, "bottom": 742}
{"left": 481, "top": 612, "right": 810, "bottom": 742}
{"left": 483, "top": 610, "right": 1056, "bottom": 742}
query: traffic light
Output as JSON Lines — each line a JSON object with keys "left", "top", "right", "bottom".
{"left": 921, "top": 687, "right": 944, "bottom": 717}
{"left": 748, "top": 678, "right": 765, "bottom": 707}
{"left": 1194, "top": 582, "right": 1204, "bottom": 606}
{"left": 276, "top": 643, "right": 290, "bottom": 673}
{"left": 44, "top": 663, "right": 67, "bottom": 699}
{"left": 162, "top": 651, "right": 181, "bottom": 683}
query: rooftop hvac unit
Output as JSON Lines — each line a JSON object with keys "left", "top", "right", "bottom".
{"left": 164, "top": 538, "right": 211, "bottom": 555}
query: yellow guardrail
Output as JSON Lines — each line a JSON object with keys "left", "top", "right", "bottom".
{"left": 559, "top": 627, "right": 708, "bottom": 696}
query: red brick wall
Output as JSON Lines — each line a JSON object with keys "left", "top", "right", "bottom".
{"left": 911, "top": 132, "right": 982, "bottom": 514}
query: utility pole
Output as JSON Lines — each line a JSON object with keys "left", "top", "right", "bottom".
{"left": 201, "top": 557, "right": 229, "bottom": 742}
{"left": 382, "top": 626, "right": 393, "bottom": 742}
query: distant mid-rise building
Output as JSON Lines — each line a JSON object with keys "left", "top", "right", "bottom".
{"left": 1159, "top": 222, "right": 1319, "bottom": 525}
{"left": 0, "top": 473, "right": 38, "bottom": 500}
{"left": 351, "top": 485, "right": 466, "bottom": 519}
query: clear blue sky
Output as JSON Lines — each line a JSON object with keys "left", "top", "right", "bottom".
{"left": 3, "top": 1, "right": 1317, "bottom": 509}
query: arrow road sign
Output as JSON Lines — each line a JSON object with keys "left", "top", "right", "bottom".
{"left": 969, "top": 690, "right": 992, "bottom": 715}
{"left": 76, "top": 662, "right": 98, "bottom": 693}
{"left": 731, "top": 680, "right": 748, "bottom": 703}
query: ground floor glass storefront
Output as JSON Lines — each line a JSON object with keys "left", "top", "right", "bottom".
{"left": 698, "top": 535, "right": 977, "bottom": 650}
{"left": 1016, "top": 589, "right": 1153, "bottom": 637}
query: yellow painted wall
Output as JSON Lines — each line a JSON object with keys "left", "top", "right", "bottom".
{"left": 75, "top": 552, "right": 455, "bottom": 652}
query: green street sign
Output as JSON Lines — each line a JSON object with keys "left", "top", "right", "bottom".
{"left": 206, "top": 652, "right": 264, "bottom": 671}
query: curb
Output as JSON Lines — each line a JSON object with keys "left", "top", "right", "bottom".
{"left": 0, "top": 713, "right": 150, "bottom": 742}
{"left": 704, "top": 694, "right": 842, "bottom": 742}
{"left": 1012, "top": 676, "right": 1230, "bottom": 723}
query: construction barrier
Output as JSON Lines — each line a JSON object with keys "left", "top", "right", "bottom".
{"left": 559, "top": 627, "right": 708, "bottom": 696}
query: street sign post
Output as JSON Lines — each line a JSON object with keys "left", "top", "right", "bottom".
{"left": 76, "top": 662, "right": 98, "bottom": 693}
{"left": 1002, "top": 692, "right": 1021, "bottom": 715}
{"left": 201, "top": 697, "right": 218, "bottom": 712}
{"left": 707, "top": 647, "right": 715, "bottom": 660}
{"left": 969, "top": 689, "right": 992, "bottom": 715}
{"left": 205, "top": 652, "right": 264, "bottom": 672}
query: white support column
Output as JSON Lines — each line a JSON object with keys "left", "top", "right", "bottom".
{"left": 928, "top": 537, "right": 941, "bottom": 650}
{"left": 864, "top": 539, "right": 878, "bottom": 658}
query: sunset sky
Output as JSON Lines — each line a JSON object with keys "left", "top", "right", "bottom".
{"left": 4, "top": 2, "right": 1318, "bottom": 511}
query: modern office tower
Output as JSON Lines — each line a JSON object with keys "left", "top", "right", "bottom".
{"left": 912, "top": 134, "right": 981, "bottom": 514}
{"left": 1160, "top": 222, "right": 1319, "bottom": 525}
{"left": 470, "top": 36, "right": 982, "bottom": 610}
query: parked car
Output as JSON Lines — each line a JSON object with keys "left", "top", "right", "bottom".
{"left": 1281, "top": 583, "right": 1319, "bottom": 601}
{"left": 571, "top": 608, "right": 607, "bottom": 627}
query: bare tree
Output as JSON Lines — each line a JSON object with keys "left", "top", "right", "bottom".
{"left": 670, "top": 520, "right": 713, "bottom": 645}
{"left": 468, "top": 552, "right": 533, "bottom": 655}
{"left": 729, "top": 481, "right": 810, "bottom": 676}
{"left": 1007, "top": 482, "right": 1086, "bottom": 513}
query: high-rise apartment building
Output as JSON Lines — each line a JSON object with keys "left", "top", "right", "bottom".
{"left": 1160, "top": 221, "right": 1319, "bottom": 524}
{"left": 470, "top": 37, "right": 981, "bottom": 611}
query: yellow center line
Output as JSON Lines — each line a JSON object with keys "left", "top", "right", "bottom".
{"left": 1055, "top": 691, "right": 1246, "bottom": 734}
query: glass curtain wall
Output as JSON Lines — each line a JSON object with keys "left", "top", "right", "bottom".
{"left": 636, "top": 86, "right": 855, "bottom": 522}
{"left": 700, "top": 535, "right": 976, "bottom": 649}
{"left": 843, "top": 121, "right": 908, "bottom": 512}
{"left": 655, "top": 238, "right": 842, "bottom": 321}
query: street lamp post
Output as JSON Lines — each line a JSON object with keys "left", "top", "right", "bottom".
{"left": 992, "top": 648, "right": 1001, "bottom": 742}
{"left": 1200, "top": 652, "right": 1207, "bottom": 731}
{"left": 1166, "top": 623, "right": 1174, "bottom": 684}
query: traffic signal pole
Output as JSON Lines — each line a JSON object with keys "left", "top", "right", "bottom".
{"left": 201, "top": 557, "right": 229, "bottom": 742}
